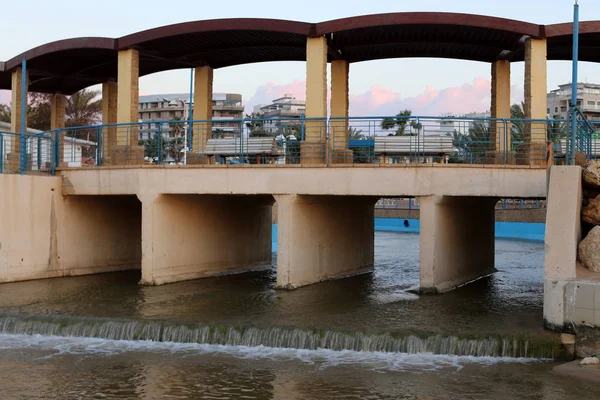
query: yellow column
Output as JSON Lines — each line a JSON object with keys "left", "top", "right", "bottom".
{"left": 116, "top": 49, "right": 143, "bottom": 164}
{"left": 117, "top": 49, "right": 139, "bottom": 143}
{"left": 50, "top": 94, "right": 66, "bottom": 165}
{"left": 490, "top": 61, "right": 511, "bottom": 160}
{"left": 523, "top": 38, "right": 548, "bottom": 165}
{"left": 102, "top": 82, "right": 118, "bottom": 164}
{"left": 330, "top": 60, "right": 353, "bottom": 163}
{"left": 303, "top": 36, "right": 328, "bottom": 164}
{"left": 192, "top": 66, "right": 213, "bottom": 153}
{"left": 8, "top": 67, "right": 28, "bottom": 172}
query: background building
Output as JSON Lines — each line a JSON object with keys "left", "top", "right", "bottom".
{"left": 253, "top": 94, "right": 306, "bottom": 135}
{"left": 547, "top": 83, "right": 600, "bottom": 120}
{"left": 138, "top": 93, "right": 243, "bottom": 140}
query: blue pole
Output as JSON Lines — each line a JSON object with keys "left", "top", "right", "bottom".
{"left": 188, "top": 68, "right": 194, "bottom": 152}
{"left": 570, "top": 1, "right": 580, "bottom": 165}
{"left": 19, "top": 59, "right": 27, "bottom": 174}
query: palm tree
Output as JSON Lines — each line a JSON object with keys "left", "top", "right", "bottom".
{"left": 66, "top": 89, "right": 101, "bottom": 127}
{"left": 349, "top": 127, "right": 365, "bottom": 140}
{"left": 381, "top": 109, "right": 412, "bottom": 136}
{"left": 245, "top": 112, "right": 266, "bottom": 136}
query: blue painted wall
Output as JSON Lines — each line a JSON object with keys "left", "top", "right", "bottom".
{"left": 271, "top": 219, "right": 544, "bottom": 252}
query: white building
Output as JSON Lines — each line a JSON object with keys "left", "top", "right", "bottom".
{"left": 256, "top": 94, "right": 306, "bottom": 134}
{"left": 547, "top": 83, "right": 600, "bottom": 120}
{"left": 0, "top": 121, "right": 95, "bottom": 170}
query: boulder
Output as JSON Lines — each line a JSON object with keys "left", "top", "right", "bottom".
{"left": 583, "top": 161, "right": 600, "bottom": 189}
{"left": 579, "top": 226, "right": 600, "bottom": 272}
{"left": 582, "top": 195, "right": 600, "bottom": 226}
{"left": 580, "top": 357, "right": 600, "bottom": 366}
{"left": 576, "top": 151, "right": 589, "bottom": 168}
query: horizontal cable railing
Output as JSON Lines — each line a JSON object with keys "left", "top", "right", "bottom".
{"left": 375, "top": 198, "right": 546, "bottom": 210}
{"left": 3, "top": 114, "right": 598, "bottom": 175}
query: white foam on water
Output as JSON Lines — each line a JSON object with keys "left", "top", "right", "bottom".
{"left": 0, "top": 333, "right": 544, "bottom": 372}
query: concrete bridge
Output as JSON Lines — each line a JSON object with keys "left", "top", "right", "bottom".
{"left": 1, "top": 165, "right": 545, "bottom": 293}
{"left": 2, "top": 12, "right": 600, "bottom": 334}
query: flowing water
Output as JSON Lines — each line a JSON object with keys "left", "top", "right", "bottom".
{"left": 0, "top": 232, "right": 596, "bottom": 399}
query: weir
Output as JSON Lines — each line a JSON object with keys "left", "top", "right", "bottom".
{"left": 0, "top": 314, "right": 565, "bottom": 359}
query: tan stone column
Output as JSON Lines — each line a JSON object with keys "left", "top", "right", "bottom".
{"left": 523, "top": 38, "right": 548, "bottom": 166}
{"left": 102, "top": 82, "right": 118, "bottom": 165}
{"left": 302, "top": 36, "right": 328, "bottom": 164}
{"left": 418, "top": 196, "right": 497, "bottom": 293}
{"left": 192, "top": 66, "right": 213, "bottom": 153}
{"left": 116, "top": 49, "right": 143, "bottom": 164}
{"left": 330, "top": 60, "right": 353, "bottom": 164}
{"left": 7, "top": 67, "right": 28, "bottom": 172}
{"left": 490, "top": 60, "right": 511, "bottom": 161}
{"left": 50, "top": 94, "right": 66, "bottom": 166}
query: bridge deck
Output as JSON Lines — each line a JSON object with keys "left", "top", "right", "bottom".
{"left": 60, "top": 164, "right": 547, "bottom": 199}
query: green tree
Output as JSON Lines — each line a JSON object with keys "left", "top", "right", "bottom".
{"left": 245, "top": 112, "right": 267, "bottom": 136}
{"left": 381, "top": 109, "right": 412, "bottom": 136}
{"left": 66, "top": 89, "right": 101, "bottom": 127}
{"left": 349, "top": 127, "right": 364, "bottom": 140}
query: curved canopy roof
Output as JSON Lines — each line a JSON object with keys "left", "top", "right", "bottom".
{"left": 0, "top": 13, "right": 597, "bottom": 94}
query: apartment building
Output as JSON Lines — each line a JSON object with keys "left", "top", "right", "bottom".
{"left": 138, "top": 93, "right": 243, "bottom": 140}
{"left": 547, "top": 83, "right": 600, "bottom": 120}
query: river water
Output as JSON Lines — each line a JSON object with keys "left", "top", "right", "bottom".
{"left": 0, "top": 232, "right": 597, "bottom": 399}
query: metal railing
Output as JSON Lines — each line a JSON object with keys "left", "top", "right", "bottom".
{"left": 375, "top": 198, "right": 546, "bottom": 210}
{"left": 3, "top": 114, "right": 599, "bottom": 175}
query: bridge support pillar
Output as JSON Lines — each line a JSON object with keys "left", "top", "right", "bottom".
{"left": 544, "top": 166, "right": 582, "bottom": 330}
{"left": 522, "top": 38, "right": 548, "bottom": 166}
{"left": 190, "top": 66, "right": 213, "bottom": 158}
{"left": 491, "top": 60, "right": 511, "bottom": 161}
{"left": 275, "top": 195, "right": 376, "bottom": 289}
{"left": 116, "top": 49, "right": 144, "bottom": 165}
{"left": 138, "top": 194, "right": 273, "bottom": 285}
{"left": 418, "top": 195, "right": 497, "bottom": 293}
{"left": 101, "top": 81, "right": 118, "bottom": 165}
{"left": 302, "top": 37, "right": 328, "bottom": 164}
{"left": 330, "top": 60, "right": 352, "bottom": 164}
{"left": 51, "top": 94, "right": 66, "bottom": 166}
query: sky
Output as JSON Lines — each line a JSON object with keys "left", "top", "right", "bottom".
{"left": 0, "top": 0, "right": 598, "bottom": 116}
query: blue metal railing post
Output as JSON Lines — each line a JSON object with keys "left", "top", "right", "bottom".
{"left": 157, "top": 124, "right": 163, "bottom": 164}
{"left": 19, "top": 59, "right": 27, "bottom": 175}
{"left": 188, "top": 68, "right": 194, "bottom": 158}
{"left": 96, "top": 126, "right": 102, "bottom": 166}
{"left": 36, "top": 136, "right": 41, "bottom": 171}
{"left": 300, "top": 114, "right": 305, "bottom": 141}
{"left": 570, "top": 1, "right": 580, "bottom": 165}
{"left": 54, "top": 130, "right": 60, "bottom": 168}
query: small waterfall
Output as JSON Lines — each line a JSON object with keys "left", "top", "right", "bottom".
{"left": 0, "top": 314, "right": 561, "bottom": 359}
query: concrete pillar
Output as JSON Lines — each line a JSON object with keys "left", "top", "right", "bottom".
{"left": 102, "top": 82, "right": 118, "bottom": 164}
{"left": 544, "top": 166, "right": 582, "bottom": 329}
{"left": 275, "top": 195, "right": 376, "bottom": 289}
{"left": 139, "top": 194, "right": 273, "bottom": 285}
{"left": 330, "top": 60, "right": 353, "bottom": 164}
{"left": 116, "top": 49, "right": 143, "bottom": 164}
{"left": 490, "top": 60, "right": 511, "bottom": 159}
{"left": 523, "top": 38, "right": 548, "bottom": 166}
{"left": 7, "top": 67, "right": 28, "bottom": 172}
{"left": 302, "top": 37, "right": 328, "bottom": 164}
{"left": 418, "top": 196, "right": 497, "bottom": 293}
{"left": 50, "top": 94, "right": 66, "bottom": 165}
{"left": 192, "top": 66, "right": 213, "bottom": 154}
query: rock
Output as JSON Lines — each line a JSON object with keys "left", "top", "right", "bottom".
{"left": 583, "top": 161, "right": 600, "bottom": 189}
{"left": 579, "top": 226, "right": 600, "bottom": 272}
{"left": 580, "top": 357, "right": 600, "bottom": 366}
{"left": 582, "top": 195, "right": 600, "bottom": 226}
{"left": 576, "top": 151, "right": 589, "bottom": 168}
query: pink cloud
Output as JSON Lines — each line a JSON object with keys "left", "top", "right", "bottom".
{"left": 246, "top": 78, "right": 524, "bottom": 117}
{"left": 245, "top": 80, "right": 306, "bottom": 114}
